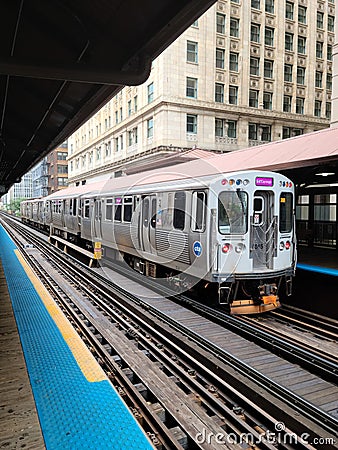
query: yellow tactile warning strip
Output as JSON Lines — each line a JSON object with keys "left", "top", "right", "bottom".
{"left": 14, "top": 250, "right": 106, "bottom": 382}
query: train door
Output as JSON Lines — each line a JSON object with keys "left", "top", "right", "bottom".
{"left": 93, "top": 199, "right": 102, "bottom": 239}
{"left": 141, "top": 195, "right": 156, "bottom": 253}
{"left": 250, "top": 191, "right": 275, "bottom": 269}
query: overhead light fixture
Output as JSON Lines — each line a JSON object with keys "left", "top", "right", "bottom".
{"left": 315, "top": 172, "right": 335, "bottom": 177}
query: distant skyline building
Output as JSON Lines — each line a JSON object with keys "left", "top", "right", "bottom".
{"left": 1, "top": 171, "right": 33, "bottom": 207}
{"left": 0, "top": 143, "right": 68, "bottom": 206}
{"left": 67, "top": 0, "right": 334, "bottom": 185}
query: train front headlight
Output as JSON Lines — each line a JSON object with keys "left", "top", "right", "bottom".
{"left": 279, "top": 241, "right": 285, "bottom": 251}
{"left": 235, "top": 243, "right": 245, "bottom": 253}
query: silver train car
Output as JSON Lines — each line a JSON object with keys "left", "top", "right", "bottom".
{"left": 21, "top": 162, "right": 296, "bottom": 314}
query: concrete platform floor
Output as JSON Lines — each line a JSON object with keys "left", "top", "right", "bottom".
{"left": 0, "top": 261, "right": 45, "bottom": 450}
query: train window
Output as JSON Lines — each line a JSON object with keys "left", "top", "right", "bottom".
{"left": 84, "top": 200, "right": 90, "bottom": 218}
{"left": 106, "top": 199, "right": 113, "bottom": 221}
{"left": 173, "top": 192, "right": 186, "bottom": 230}
{"left": 191, "top": 191, "right": 206, "bottom": 232}
{"left": 123, "top": 197, "right": 133, "bottom": 222}
{"left": 114, "top": 197, "right": 122, "bottom": 221}
{"left": 279, "top": 193, "right": 293, "bottom": 233}
{"left": 218, "top": 191, "right": 248, "bottom": 234}
{"left": 73, "top": 199, "right": 77, "bottom": 216}
{"left": 150, "top": 198, "right": 157, "bottom": 228}
{"left": 143, "top": 198, "right": 149, "bottom": 227}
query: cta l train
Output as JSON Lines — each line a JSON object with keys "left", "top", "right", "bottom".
{"left": 21, "top": 159, "right": 296, "bottom": 314}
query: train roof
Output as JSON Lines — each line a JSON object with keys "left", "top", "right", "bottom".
{"left": 41, "top": 153, "right": 293, "bottom": 201}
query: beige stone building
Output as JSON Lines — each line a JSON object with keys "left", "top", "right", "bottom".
{"left": 68, "top": 0, "right": 334, "bottom": 185}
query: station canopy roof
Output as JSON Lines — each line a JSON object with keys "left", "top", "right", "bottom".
{"left": 0, "top": 0, "right": 216, "bottom": 194}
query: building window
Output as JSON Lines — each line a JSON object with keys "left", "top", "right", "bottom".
{"left": 265, "top": 27, "right": 274, "bottom": 46}
{"left": 147, "top": 118, "right": 153, "bottom": 138}
{"left": 57, "top": 152, "right": 67, "bottom": 160}
{"left": 229, "top": 85, "right": 238, "bottom": 105}
{"left": 327, "top": 45, "right": 333, "bottom": 61}
{"left": 298, "top": 37, "right": 306, "bottom": 54}
{"left": 105, "top": 141, "right": 111, "bottom": 157}
{"left": 229, "top": 52, "right": 239, "bottom": 71}
{"left": 187, "top": 40, "right": 198, "bottom": 63}
{"left": 285, "top": 2, "right": 294, "bottom": 20}
{"left": 265, "top": 0, "right": 274, "bottom": 14}
{"left": 187, "top": 114, "right": 197, "bottom": 134}
{"left": 186, "top": 77, "right": 198, "bottom": 98}
{"left": 128, "top": 127, "right": 138, "bottom": 146}
{"left": 284, "top": 64, "right": 293, "bottom": 82}
{"left": 285, "top": 33, "right": 293, "bottom": 51}
{"left": 314, "top": 100, "right": 322, "bottom": 117}
{"left": 317, "top": 11, "right": 324, "bottom": 29}
{"left": 315, "top": 71, "right": 323, "bottom": 88}
{"left": 96, "top": 148, "right": 101, "bottom": 161}
{"left": 134, "top": 96, "right": 138, "bottom": 113}
{"left": 115, "top": 137, "right": 119, "bottom": 152}
{"left": 316, "top": 41, "right": 323, "bottom": 59}
{"left": 283, "top": 95, "right": 292, "bottom": 112}
{"left": 263, "top": 92, "right": 272, "bottom": 110}
{"left": 250, "top": 57, "right": 260, "bottom": 76}
{"left": 328, "top": 15, "right": 335, "bottom": 32}
{"left": 283, "top": 127, "right": 303, "bottom": 139}
{"left": 119, "top": 107, "right": 123, "bottom": 121}
{"left": 249, "top": 124, "right": 272, "bottom": 142}
{"left": 128, "top": 100, "right": 132, "bottom": 116}
{"left": 261, "top": 125, "right": 271, "bottom": 141}
{"left": 327, "top": 73, "right": 332, "bottom": 90}
{"left": 251, "top": 23, "right": 260, "bottom": 43}
{"left": 248, "top": 123, "right": 258, "bottom": 140}
{"left": 216, "top": 48, "right": 225, "bottom": 69}
{"left": 228, "top": 121, "right": 237, "bottom": 138}
{"left": 251, "top": 0, "right": 260, "bottom": 10}
{"left": 296, "top": 97, "right": 304, "bottom": 114}
{"left": 249, "top": 89, "right": 259, "bottom": 108}
{"left": 147, "top": 82, "right": 154, "bottom": 103}
{"left": 230, "top": 18, "right": 239, "bottom": 37}
{"left": 298, "top": 6, "right": 307, "bottom": 23}
{"left": 57, "top": 165, "right": 68, "bottom": 174}
{"left": 297, "top": 67, "right": 305, "bottom": 85}
{"left": 264, "top": 60, "right": 273, "bottom": 78}
{"left": 326, "top": 102, "right": 331, "bottom": 119}
{"left": 215, "top": 118, "right": 226, "bottom": 137}
{"left": 57, "top": 178, "right": 68, "bottom": 187}
{"left": 215, "top": 83, "right": 224, "bottom": 103}
{"left": 215, "top": 119, "right": 237, "bottom": 138}
{"left": 216, "top": 13, "right": 226, "bottom": 34}
{"left": 191, "top": 20, "right": 198, "bottom": 27}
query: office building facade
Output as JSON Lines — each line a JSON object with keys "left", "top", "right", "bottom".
{"left": 68, "top": 0, "right": 334, "bottom": 185}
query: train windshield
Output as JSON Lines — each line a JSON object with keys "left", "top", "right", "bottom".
{"left": 218, "top": 191, "right": 248, "bottom": 234}
{"left": 279, "top": 192, "right": 293, "bottom": 233}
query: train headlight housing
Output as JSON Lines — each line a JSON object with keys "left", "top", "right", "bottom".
{"left": 235, "top": 243, "right": 245, "bottom": 253}
{"left": 222, "top": 243, "right": 232, "bottom": 253}
{"left": 279, "top": 241, "right": 285, "bottom": 251}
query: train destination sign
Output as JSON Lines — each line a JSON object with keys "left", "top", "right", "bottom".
{"left": 255, "top": 177, "right": 274, "bottom": 187}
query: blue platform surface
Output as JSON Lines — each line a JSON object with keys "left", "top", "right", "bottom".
{"left": 297, "top": 263, "right": 338, "bottom": 277}
{"left": 0, "top": 225, "right": 153, "bottom": 450}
